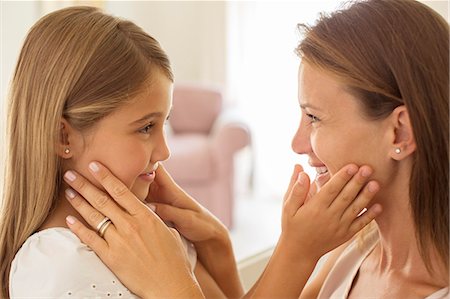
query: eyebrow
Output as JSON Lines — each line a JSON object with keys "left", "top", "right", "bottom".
{"left": 130, "top": 112, "right": 163, "bottom": 125}
{"left": 300, "top": 102, "right": 322, "bottom": 111}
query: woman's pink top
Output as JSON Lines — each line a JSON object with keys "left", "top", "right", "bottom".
{"left": 318, "top": 228, "right": 449, "bottom": 299}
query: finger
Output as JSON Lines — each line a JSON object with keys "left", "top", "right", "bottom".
{"left": 329, "top": 165, "right": 373, "bottom": 215}
{"left": 348, "top": 203, "right": 382, "bottom": 236}
{"left": 151, "top": 203, "right": 196, "bottom": 231}
{"left": 283, "top": 164, "right": 303, "bottom": 203}
{"left": 64, "top": 169, "right": 129, "bottom": 222}
{"left": 65, "top": 188, "right": 120, "bottom": 235}
{"left": 148, "top": 164, "right": 202, "bottom": 211}
{"left": 317, "top": 164, "right": 359, "bottom": 207}
{"left": 169, "top": 227, "right": 183, "bottom": 243}
{"left": 305, "top": 181, "right": 318, "bottom": 204}
{"left": 154, "top": 163, "right": 177, "bottom": 188}
{"left": 86, "top": 161, "right": 146, "bottom": 216}
{"left": 341, "top": 180, "right": 380, "bottom": 222}
{"left": 284, "top": 172, "right": 310, "bottom": 217}
{"left": 65, "top": 215, "right": 109, "bottom": 254}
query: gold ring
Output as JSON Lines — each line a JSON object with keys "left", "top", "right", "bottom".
{"left": 98, "top": 220, "right": 112, "bottom": 238}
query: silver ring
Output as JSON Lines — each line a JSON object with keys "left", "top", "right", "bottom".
{"left": 96, "top": 216, "right": 110, "bottom": 233}
{"left": 98, "top": 220, "right": 112, "bottom": 238}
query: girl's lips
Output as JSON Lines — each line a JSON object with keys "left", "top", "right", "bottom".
{"left": 139, "top": 171, "right": 155, "bottom": 182}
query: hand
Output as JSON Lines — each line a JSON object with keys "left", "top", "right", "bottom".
{"left": 245, "top": 164, "right": 381, "bottom": 299}
{"left": 281, "top": 163, "right": 382, "bottom": 260}
{"left": 63, "top": 162, "right": 204, "bottom": 299}
{"left": 147, "top": 164, "right": 244, "bottom": 298}
{"left": 146, "top": 164, "right": 228, "bottom": 246}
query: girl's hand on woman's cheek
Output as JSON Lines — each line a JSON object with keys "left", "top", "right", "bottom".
{"left": 63, "top": 162, "right": 204, "bottom": 299}
{"left": 281, "top": 163, "right": 382, "bottom": 261}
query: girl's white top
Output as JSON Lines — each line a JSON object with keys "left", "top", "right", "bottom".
{"left": 10, "top": 227, "right": 197, "bottom": 298}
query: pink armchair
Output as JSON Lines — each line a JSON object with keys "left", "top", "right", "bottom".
{"left": 163, "top": 84, "right": 251, "bottom": 228}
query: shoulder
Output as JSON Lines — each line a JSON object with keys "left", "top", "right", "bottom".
{"left": 10, "top": 228, "right": 136, "bottom": 298}
{"left": 300, "top": 225, "right": 379, "bottom": 299}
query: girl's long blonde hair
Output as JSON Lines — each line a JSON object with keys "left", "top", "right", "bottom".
{"left": 0, "top": 6, "right": 173, "bottom": 297}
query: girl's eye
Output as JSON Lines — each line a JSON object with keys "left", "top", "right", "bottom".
{"left": 306, "top": 113, "right": 320, "bottom": 123}
{"left": 139, "top": 123, "right": 154, "bottom": 134}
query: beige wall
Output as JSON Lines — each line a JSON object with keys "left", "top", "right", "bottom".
{"left": 421, "top": 0, "right": 448, "bottom": 20}
{"left": 106, "top": 1, "right": 227, "bottom": 89}
{"left": 0, "top": 0, "right": 448, "bottom": 200}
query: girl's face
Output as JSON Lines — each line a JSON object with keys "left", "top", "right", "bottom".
{"left": 69, "top": 74, "right": 172, "bottom": 201}
{"left": 292, "top": 62, "right": 393, "bottom": 188}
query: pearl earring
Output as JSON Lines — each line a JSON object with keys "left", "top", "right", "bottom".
{"left": 395, "top": 148, "right": 401, "bottom": 154}
{"left": 64, "top": 148, "right": 70, "bottom": 154}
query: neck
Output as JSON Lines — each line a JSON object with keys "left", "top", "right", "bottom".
{"left": 38, "top": 183, "right": 88, "bottom": 231}
{"left": 372, "top": 171, "right": 447, "bottom": 286}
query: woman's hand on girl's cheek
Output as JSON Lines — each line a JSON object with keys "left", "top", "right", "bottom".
{"left": 62, "top": 163, "right": 204, "bottom": 299}
{"left": 281, "top": 164, "right": 382, "bottom": 261}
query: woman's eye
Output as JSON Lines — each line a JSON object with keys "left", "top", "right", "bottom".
{"left": 306, "top": 113, "right": 320, "bottom": 123}
{"left": 139, "top": 123, "right": 154, "bottom": 134}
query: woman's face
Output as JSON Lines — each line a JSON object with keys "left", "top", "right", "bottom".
{"left": 292, "top": 62, "right": 392, "bottom": 188}
{"left": 69, "top": 74, "right": 172, "bottom": 201}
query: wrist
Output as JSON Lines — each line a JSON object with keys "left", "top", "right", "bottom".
{"left": 278, "top": 233, "right": 322, "bottom": 263}
{"left": 142, "top": 276, "right": 204, "bottom": 299}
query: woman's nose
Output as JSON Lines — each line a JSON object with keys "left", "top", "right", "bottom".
{"left": 291, "top": 121, "right": 312, "bottom": 155}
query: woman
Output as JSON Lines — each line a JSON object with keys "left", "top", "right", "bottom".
{"left": 65, "top": 0, "right": 448, "bottom": 297}
{"left": 294, "top": 0, "right": 448, "bottom": 297}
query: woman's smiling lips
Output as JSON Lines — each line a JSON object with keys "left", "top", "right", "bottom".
{"left": 310, "top": 162, "right": 330, "bottom": 188}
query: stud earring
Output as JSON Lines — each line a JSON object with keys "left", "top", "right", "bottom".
{"left": 395, "top": 148, "right": 401, "bottom": 154}
{"left": 64, "top": 148, "right": 70, "bottom": 154}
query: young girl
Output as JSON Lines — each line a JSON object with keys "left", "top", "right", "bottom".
{"left": 0, "top": 6, "right": 198, "bottom": 298}
{"left": 0, "top": 5, "right": 381, "bottom": 299}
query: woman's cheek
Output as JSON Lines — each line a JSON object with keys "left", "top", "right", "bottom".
{"left": 311, "top": 130, "right": 339, "bottom": 175}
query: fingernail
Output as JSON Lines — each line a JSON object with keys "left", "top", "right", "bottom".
{"left": 64, "top": 171, "right": 76, "bottom": 182}
{"left": 347, "top": 165, "right": 358, "bottom": 175}
{"left": 297, "top": 172, "right": 306, "bottom": 185}
{"left": 66, "top": 215, "right": 76, "bottom": 225}
{"left": 373, "top": 204, "right": 382, "bottom": 214}
{"left": 361, "top": 167, "right": 372, "bottom": 178}
{"left": 89, "top": 162, "right": 99, "bottom": 172}
{"left": 368, "top": 181, "right": 379, "bottom": 193}
{"left": 147, "top": 203, "right": 156, "bottom": 212}
{"left": 65, "top": 188, "right": 76, "bottom": 199}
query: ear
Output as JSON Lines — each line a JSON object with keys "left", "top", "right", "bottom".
{"left": 57, "top": 118, "right": 78, "bottom": 159}
{"left": 388, "top": 105, "right": 416, "bottom": 160}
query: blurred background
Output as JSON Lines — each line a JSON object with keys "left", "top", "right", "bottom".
{"left": 1, "top": 0, "right": 448, "bottom": 289}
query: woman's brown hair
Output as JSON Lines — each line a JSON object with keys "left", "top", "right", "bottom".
{"left": 297, "top": 0, "right": 448, "bottom": 274}
{"left": 0, "top": 6, "right": 172, "bottom": 298}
